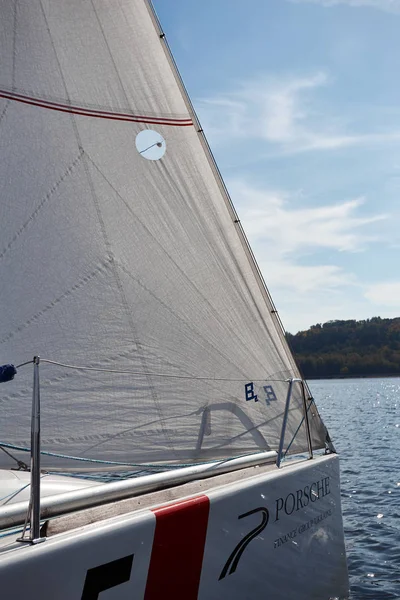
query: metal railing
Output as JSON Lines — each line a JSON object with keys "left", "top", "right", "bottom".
{"left": 17, "top": 356, "right": 45, "bottom": 544}
{"left": 11, "top": 360, "right": 313, "bottom": 540}
{"left": 10, "top": 357, "right": 278, "bottom": 540}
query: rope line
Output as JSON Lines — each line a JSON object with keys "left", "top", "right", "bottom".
{"left": 0, "top": 442, "right": 267, "bottom": 471}
{"left": 0, "top": 482, "right": 30, "bottom": 504}
{"left": 0, "top": 527, "right": 26, "bottom": 540}
{"left": 0, "top": 444, "right": 29, "bottom": 471}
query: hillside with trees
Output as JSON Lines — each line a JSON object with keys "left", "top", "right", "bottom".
{"left": 287, "top": 317, "right": 400, "bottom": 378}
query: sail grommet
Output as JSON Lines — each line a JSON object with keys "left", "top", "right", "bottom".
{"left": 136, "top": 130, "right": 166, "bottom": 161}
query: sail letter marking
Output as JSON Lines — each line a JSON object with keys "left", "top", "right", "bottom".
{"left": 263, "top": 385, "right": 277, "bottom": 405}
{"left": 245, "top": 382, "right": 258, "bottom": 402}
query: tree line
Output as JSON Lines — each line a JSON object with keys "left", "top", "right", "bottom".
{"left": 286, "top": 317, "right": 400, "bottom": 378}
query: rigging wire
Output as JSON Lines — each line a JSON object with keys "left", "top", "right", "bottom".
{"left": 0, "top": 441, "right": 271, "bottom": 472}
{"left": 16, "top": 360, "right": 34, "bottom": 369}
{"left": 38, "top": 357, "right": 288, "bottom": 383}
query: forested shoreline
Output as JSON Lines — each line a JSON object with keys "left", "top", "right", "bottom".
{"left": 287, "top": 317, "right": 400, "bottom": 379}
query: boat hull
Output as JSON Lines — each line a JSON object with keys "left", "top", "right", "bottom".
{"left": 0, "top": 454, "right": 348, "bottom": 599}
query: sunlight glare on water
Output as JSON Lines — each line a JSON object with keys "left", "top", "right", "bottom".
{"left": 310, "top": 378, "right": 400, "bottom": 600}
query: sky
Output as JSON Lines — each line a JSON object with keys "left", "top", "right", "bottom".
{"left": 153, "top": 0, "right": 400, "bottom": 333}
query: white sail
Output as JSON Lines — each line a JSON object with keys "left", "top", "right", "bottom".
{"left": 0, "top": 0, "right": 329, "bottom": 469}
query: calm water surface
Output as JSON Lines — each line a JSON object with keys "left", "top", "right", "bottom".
{"left": 310, "top": 378, "right": 400, "bottom": 600}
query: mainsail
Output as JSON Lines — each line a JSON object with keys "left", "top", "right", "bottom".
{"left": 0, "top": 0, "right": 329, "bottom": 469}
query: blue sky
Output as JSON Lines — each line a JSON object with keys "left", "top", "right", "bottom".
{"left": 153, "top": 0, "right": 400, "bottom": 333}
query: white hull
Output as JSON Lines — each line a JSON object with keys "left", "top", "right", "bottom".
{"left": 0, "top": 454, "right": 348, "bottom": 599}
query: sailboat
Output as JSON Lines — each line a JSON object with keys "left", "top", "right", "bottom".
{"left": 0, "top": 0, "right": 349, "bottom": 597}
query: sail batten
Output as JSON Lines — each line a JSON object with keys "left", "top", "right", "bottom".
{"left": 0, "top": 0, "right": 328, "bottom": 469}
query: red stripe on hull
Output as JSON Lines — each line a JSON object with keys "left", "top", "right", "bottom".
{"left": 144, "top": 495, "right": 210, "bottom": 600}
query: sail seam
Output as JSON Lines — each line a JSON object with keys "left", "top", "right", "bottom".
{"left": 36, "top": 0, "right": 174, "bottom": 458}
{"left": 0, "top": 0, "right": 18, "bottom": 130}
{"left": 12, "top": 0, "right": 17, "bottom": 88}
{"left": 86, "top": 152, "right": 269, "bottom": 376}
{"left": 0, "top": 89, "right": 193, "bottom": 126}
{"left": 117, "top": 259, "right": 260, "bottom": 382}
{"left": 0, "top": 149, "right": 84, "bottom": 263}
{"left": 80, "top": 152, "right": 176, "bottom": 456}
{"left": 0, "top": 0, "right": 329, "bottom": 468}
{"left": 145, "top": 0, "right": 297, "bottom": 376}
{"left": 0, "top": 258, "right": 112, "bottom": 346}
{"left": 89, "top": 0, "right": 135, "bottom": 124}
{"left": 0, "top": 102, "right": 9, "bottom": 127}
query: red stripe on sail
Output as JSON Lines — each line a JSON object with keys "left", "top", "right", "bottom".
{"left": 144, "top": 495, "right": 210, "bottom": 599}
{"left": 0, "top": 89, "right": 193, "bottom": 127}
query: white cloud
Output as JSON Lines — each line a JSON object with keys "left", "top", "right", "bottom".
{"left": 230, "top": 180, "right": 386, "bottom": 256}
{"left": 200, "top": 72, "right": 328, "bottom": 150}
{"left": 258, "top": 73, "right": 328, "bottom": 143}
{"left": 289, "top": 0, "right": 400, "bottom": 15}
{"left": 365, "top": 282, "right": 400, "bottom": 306}
{"left": 198, "top": 72, "right": 400, "bottom": 155}
{"left": 259, "top": 259, "right": 350, "bottom": 295}
{"left": 227, "top": 180, "right": 388, "bottom": 331}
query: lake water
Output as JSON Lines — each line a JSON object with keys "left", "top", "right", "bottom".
{"left": 309, "top": 378, "right": 400, "bottom": 600}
